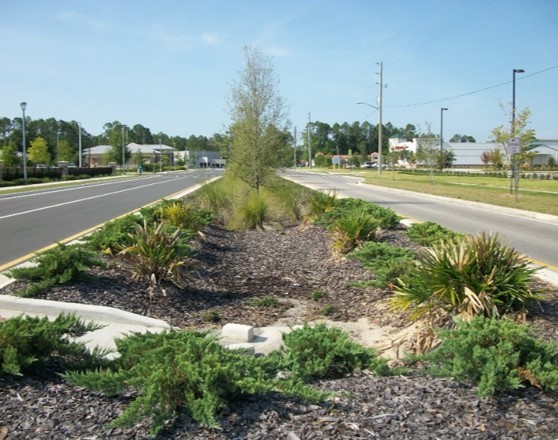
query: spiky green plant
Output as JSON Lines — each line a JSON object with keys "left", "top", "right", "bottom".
{"left": 391, "top": 233, "right": 543, "bottom": 320}
{"left": 332, "top": 208, "right": 382, "bottom": 253}
{"left": 119, "top": 220, "right": 191, "bottom": 290}
{"left": 306, "top": 191, "right": 337, "bottom": 220}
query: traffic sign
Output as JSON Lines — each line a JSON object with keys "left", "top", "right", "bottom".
{"left": 508, "top": 137, "right": 520, "bottom": 154}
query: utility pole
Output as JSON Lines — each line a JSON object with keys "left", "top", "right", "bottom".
{"left": 377, "top": 62, "right": 383, "bottom": 175}
{"left": 78, "top": 122, "right": 82, "bottom": 167}
{"left": 293, "top": 126, "right": 297, "bottom": 168}
{"left": 307, "top": 113, "right": 312, "bottom": 168}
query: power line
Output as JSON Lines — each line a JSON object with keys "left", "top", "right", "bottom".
{"left": 386, "top": 64, "right": 558, "bottom": 108}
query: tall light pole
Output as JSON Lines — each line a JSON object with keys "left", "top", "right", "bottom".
{"left": 511, "top": 68, "right": 525, "bottom": 200}
{"left": 78, "top": 122, "right": 82, "bottom": 167}
{"left": 20, "top": 102, "right": 27, "bottom": 184}
{"left": 377, "top": 61, "right": 383, "bottom": 175}
{"left": 307, "top": 113, "right": 312, "bottom": 168}
{"left": 121, "top": 126, "right": 125, "bottom": 172}
{"left": 440, "top": 107, "right": 448, "bottom": 171}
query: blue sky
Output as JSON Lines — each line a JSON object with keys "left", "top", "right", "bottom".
{"left": 1, "top": 0, "right": 557, "bottom": 142}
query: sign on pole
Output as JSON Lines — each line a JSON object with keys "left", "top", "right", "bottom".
{"left": 508, "top": 137, "right": 521, "bottom": 154}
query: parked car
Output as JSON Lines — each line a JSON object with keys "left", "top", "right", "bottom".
{"left": 361, "top": 162, "right": 376, "bottom": 168}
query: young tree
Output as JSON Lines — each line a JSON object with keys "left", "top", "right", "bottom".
{"left": 228, "top": 46, "right": 289, "bottom": 193}
{"left": 57, "top": 139, "right": 76, "bottom": 163}
{"left": 1, "top": 143, "right": 20, "bottom": 166}
{"left": 28, "top": 136, "right": 51, "bottom": 165}
{"left": 491, "top": 106, "right": 536, "bottom": 197}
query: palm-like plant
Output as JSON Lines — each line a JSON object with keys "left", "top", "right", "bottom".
{"left": 391, "top": 233, "right": 542, "bottom": 320}
{"left": 119, "top": 221, "right": 190, "bottom": 293}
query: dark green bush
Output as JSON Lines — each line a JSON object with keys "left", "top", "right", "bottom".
{"left": 417, "top": 316, "right": 558, "bottom": 397}
{"left": 316, "top": 198, "right": 400, "bottom": 230}
{"left": 0, "top": 313, "right": 109, "bottom": 376}
{"left": 349, "top": 241, "right": 417, "bottom": 288}
{"left": 64, "top": 330, "right": 326, "bottom": 435}
{"left": 85, "top": 214, "right": 144, "bottom": 254}
{"left": 406, "top": 221, "right": 464, "bottom": 246}
{"left": 278, "top": 323, "right": 390, "bottom": 381}
{"left": 8, "top": 243, "right": 105, "bottom": 297}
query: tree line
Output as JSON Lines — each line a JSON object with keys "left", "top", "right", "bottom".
{"left": 0, "top": 117, "right": 224, "bottom": 167}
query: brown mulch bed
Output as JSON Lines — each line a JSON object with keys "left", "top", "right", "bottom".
{"left": 1, "top": 224, "right": 558, "bottom": 439}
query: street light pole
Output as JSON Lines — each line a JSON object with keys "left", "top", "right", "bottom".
{"left": 377, "top": 61, "right": 383, "bottom": 175}
{"left": 78, "top": 122, "right": 82, "bottom": 167}
{"left": 20, "top": 102, "right": 27, "bottom": 184}
{"left": 121, "top": 126, "right": 125, "bottom": 172}
{"left": 307, "top": 113, "right": 312, "bottom": 168}
{"left": 440, "top": 107, "right": 448, "bottom": 171}
{"left": 511, "top": 68, "right": 525, "bottom": 201}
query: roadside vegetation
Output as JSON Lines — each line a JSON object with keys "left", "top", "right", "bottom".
{"left": 2, "top": 174, "right": 557, "bottom": 433}
{"left": 322, "top": 168, "right": 558, "bottom": 216}
{"left": 2, "top": 45, "right": 557, "bottom": 434}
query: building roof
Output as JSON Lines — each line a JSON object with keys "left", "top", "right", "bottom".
{"left": 85, "top": 143, "right": 174, "bottom": 154}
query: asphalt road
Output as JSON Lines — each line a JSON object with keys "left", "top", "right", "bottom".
{"left": 281, "top": 170, "right": 558, "bottom": 269}
{"left": 0, "top": 169, "right": 223, "bottom": 270}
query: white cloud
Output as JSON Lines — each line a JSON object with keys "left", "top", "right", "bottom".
{"left": 55, "top": 11, "right": 108, "bottom": 32}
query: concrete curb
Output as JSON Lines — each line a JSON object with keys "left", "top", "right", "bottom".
{"left": 0, "top": 294, "right": 172, "bottom": 329}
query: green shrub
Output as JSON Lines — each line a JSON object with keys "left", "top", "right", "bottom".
{"left": 154, "top": 200, "right": 213, "bottom": 232}
{"left": 391, "top": 233, "right": 542, "bottom": 320}
{"left": 278, "top": 324, "right": 390, "bottom": 381}
{"left": 8, "top": 243, "right": 105, "bottom": 297}
{"left": 406, "top": 221, "right": 464, "bottom": 246}
{"left": 250, "top": 296, "right": 279, "bottom": 307}
{"left": 332, "top": 208, "right": 382, "bottom": 253}
{"left": 316, "top": 198, "right": 400, "bottom": 230}
{"left": 306, "top": 191, "right": 336, "bottom": 220}
{"left": 63, "top": 330, "right": 326, "bottom": 435}
{"left": 238, "top": 193, "right": 268, "bottom": 229}
{"left": 202, "top": 310, "right": 221, "bottom": 323}
{"left": 85, "top": 214, "right": 143, "bottom": 254}
{"left": 417, "top": 316, "right": 558, "bottom": 397}
{"left": 119, "top": 220, "right": 191, "bottom": 290}
{"left": 349, "top": 241, "right": 417, "bottom": 288}
{"left": 0, "top": 313, "right": 109, "bottom": 376}
{"left": 310, "top": 290, "right": 325, "bottom": 301}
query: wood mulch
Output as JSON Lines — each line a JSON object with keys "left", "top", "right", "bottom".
{"left": 1, "top": 223, "right": 557, "bottom": 439}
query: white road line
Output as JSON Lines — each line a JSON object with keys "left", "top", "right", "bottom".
{"left": 0, "top": 179, "right": 178, "bottom": 220}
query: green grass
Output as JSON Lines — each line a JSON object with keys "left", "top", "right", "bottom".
{"left": 319, "top": 169, "right": 558, "bottom": 216}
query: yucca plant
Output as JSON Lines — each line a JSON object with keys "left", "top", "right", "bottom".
{"left": 119, "top": 220, "right": 191, "bottom": 291}
{"left": 332, "top": 208, "right": 382, "bottom": 253}
{"left": 391, "top": 233, "right": 543, "bottom": 320}
{"left": 306, "top": 190, "right": 336, "bottom": 220}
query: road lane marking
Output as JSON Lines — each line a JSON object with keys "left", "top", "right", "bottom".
{"left": 0, "top": 178, "right": 220, "bottom": 272}
{"left": 0, "top": 178, "right": 186, "bottom": 220}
